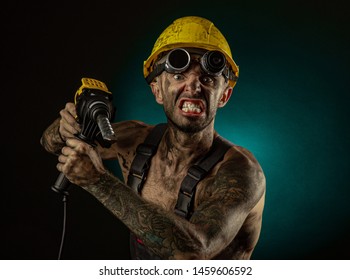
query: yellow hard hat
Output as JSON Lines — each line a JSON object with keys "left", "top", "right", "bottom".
{"left": 143, "top": 16, "right": 239, "bottom": 87}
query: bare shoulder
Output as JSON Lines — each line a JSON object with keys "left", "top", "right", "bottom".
{"left": 220, "top": 144, "right": 266, "bottom": 204}
{"left": 190, "top": 142, "right": 266, "bottom": 258}
{"left": 196, "top": 142, "right": 266, "bottom": 213}
{"left": 112, "top": 120, "right": 153, "bottom": 147}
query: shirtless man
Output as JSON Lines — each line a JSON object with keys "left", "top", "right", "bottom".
{"left": 40, "top": 16, "right": 266, "bottom": 259}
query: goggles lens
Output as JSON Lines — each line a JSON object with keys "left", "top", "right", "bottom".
{"left": 145, "top": 48, "right": 236, "bottom": 84}
{"left": 166, "top": 48, "right": 190, "bottom": 72}
{"left": 165, "top": 48, "right": 226, "bottom": 76}
{"left": 201, "top": 50, "right": 226, "bottom": 74}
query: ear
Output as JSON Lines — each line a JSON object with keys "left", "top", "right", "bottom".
{"left": 150, "top": 80, "right": 163, "bottom": 105}
{"left": 218, "top": 86, "right": 233, "bottom": 108}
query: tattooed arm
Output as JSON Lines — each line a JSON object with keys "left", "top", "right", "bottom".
{"left": 58, "top": 138, "right": 266, "bottom": 259}
{"left": 40, "top": 118, "right": 65, "bottom": 155}
{"left": 40, "top": 102, "right": 81, "bottom": 155}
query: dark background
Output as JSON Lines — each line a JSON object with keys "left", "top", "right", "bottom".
{"left": 4, "top": 0, "right": 350, "bottom": 260}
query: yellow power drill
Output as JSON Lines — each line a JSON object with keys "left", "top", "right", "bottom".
{"left": 52, "top": 78, "right": 116, "bottom": 196}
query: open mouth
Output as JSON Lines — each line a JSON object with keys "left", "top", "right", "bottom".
{"left": 178, "top": 98, "right": 205, "bottom": 115}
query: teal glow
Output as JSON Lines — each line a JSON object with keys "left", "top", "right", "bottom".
{"left": 107, "top": 3, "right": 349, "bottom": 259}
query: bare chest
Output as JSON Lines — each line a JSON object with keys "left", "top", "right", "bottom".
{"left": 139, "top": 167, "right": 190, "bottom": 211}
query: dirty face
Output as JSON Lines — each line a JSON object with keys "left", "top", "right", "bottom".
{"left": 151, "top": 53, "right": 232, "bottom": 133}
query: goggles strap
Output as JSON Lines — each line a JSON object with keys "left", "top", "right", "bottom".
{"left": 146, "top": 63, "right": 165, "bottom": 84}
{"left": 223, "top": 67, "right": 238, "bottom": 82}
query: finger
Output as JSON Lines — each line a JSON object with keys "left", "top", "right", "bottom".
{"left": 56, "top": 162, "right": 63, "bottom": 172}
{"left": 65, "top": 137, "right": 86, "bottom": 149}
{"left": 59, "top": 122, "right": 79, "bottom": 140}
{"left": 65, "top": 102, "right": 77, "bottom": 117}
{"left": 65, "top": 103, "right": 80, "bottom": 131}
{"left": 58, "top": 154, "right": 67, "bottom": 163}
{"left": 60, "top": 112, "right": 80, "bottom": 134}
{"left": 59, "top": 105, "right": 81, "bottom": 133}
{"left": 60, "top": 146, "right": 72, "bottom": 156}
{"left": 86, "top": 146, "right": 106, "bottom": 173}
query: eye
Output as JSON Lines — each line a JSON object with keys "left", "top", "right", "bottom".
{"left": 173, "top": 74, "right": 185, "bottom": 81}
{"left": 201, "top": 75, "right": 215, "bottom": 84}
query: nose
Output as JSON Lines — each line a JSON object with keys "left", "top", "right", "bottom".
{"left": 184, "top": 72, "right": 201, "bottom": 94}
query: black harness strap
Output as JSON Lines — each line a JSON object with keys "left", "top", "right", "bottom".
{"left": 127, "top": 123, "right": 167, "bottom": 193}
{"left": 174, "top": 136, "right": 232, "bottom": 219}
{"left": 127, "top": 124, "right": 233, "bottom": 259}
{"left": 127, "top": 123, "right": 232, "bottom": 220}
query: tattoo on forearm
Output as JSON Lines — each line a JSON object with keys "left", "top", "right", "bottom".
{"left": 40, "top": 118, "right": 65, "bottom": 155}
{"left": 84, "top": 171, "right": 203, "bottom": 259}
{"left": 83, "top": 157, "right": 264, "bottom": 259}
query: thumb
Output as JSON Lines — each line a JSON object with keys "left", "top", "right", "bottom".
{"left": 86, "top": 146, "right": 106, "bottom": 174}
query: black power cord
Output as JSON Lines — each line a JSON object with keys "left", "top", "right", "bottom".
{"left": 57, "top": 194, "right": 68, "bottom": 260}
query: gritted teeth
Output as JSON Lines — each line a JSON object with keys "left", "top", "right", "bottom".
{"left": 180, "top": 100, "right": 203, "bottom": 113}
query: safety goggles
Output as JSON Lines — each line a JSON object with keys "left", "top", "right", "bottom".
{"left": 145, "top": 48, "right": 237, "bottom": 84}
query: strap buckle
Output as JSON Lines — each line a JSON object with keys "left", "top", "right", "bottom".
{"left": 136, "top": 143, "right": 157, "bottom": 156}
{"left": 127, "top": 170, "right": 146, "bottom": 194}
{"left": 187, "top": 165, "right": 206, "bottom": 181}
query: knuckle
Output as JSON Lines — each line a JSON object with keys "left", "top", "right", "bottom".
{"left": 75, "top": 143, "right": 85, "bottom": 153}
{"left": 77, "top": 142, "right": 91, "bottom": 154}
{"left": 59, "top": 109, "right": 66, "bottom": 117}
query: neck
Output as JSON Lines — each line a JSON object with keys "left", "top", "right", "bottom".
{"left": 158, "top": 121, "right": 216, "bottom": 170}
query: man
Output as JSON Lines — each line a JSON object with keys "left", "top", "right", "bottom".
{"left": 41, "top": 16, "right": 266, "bottom": 259}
